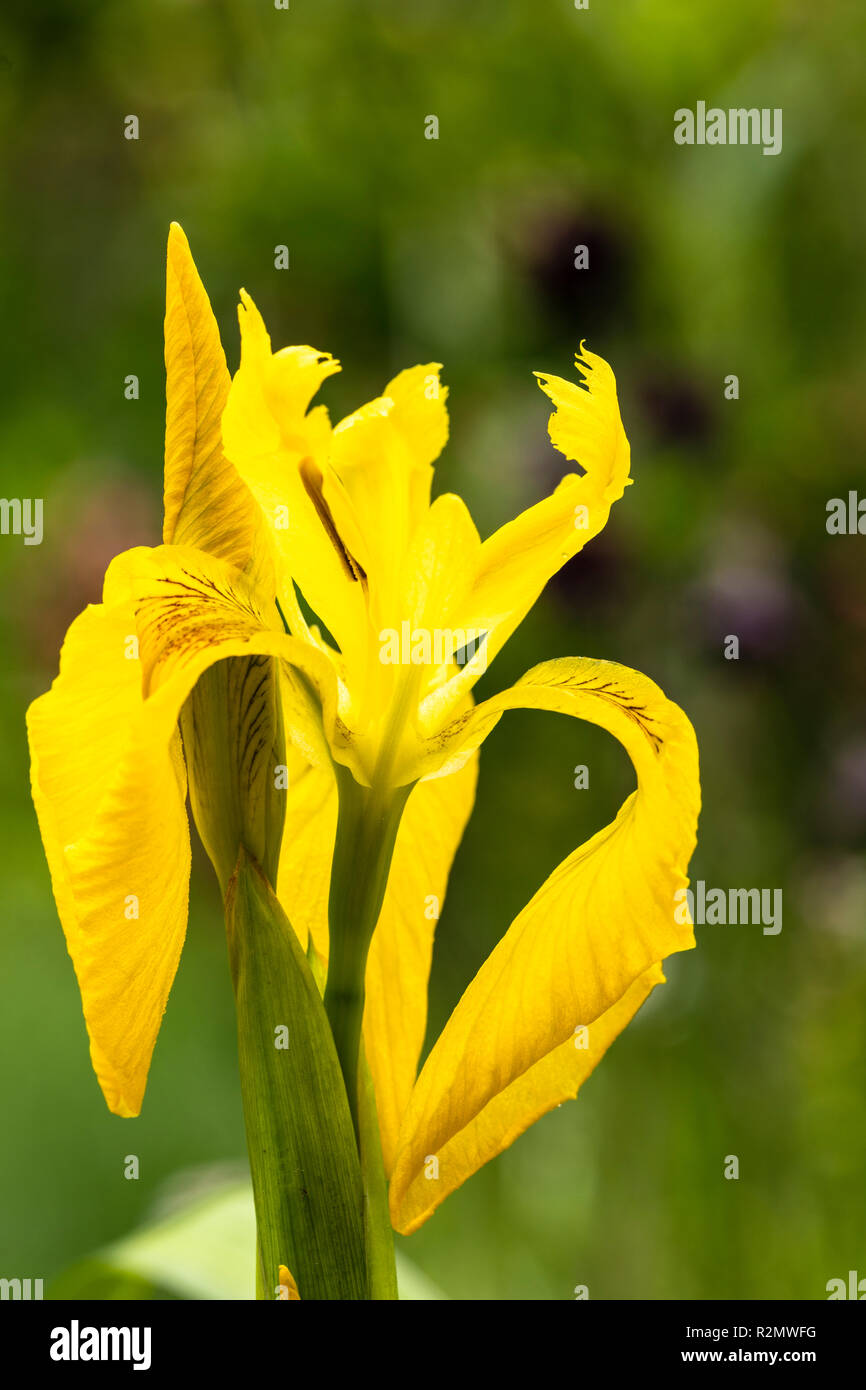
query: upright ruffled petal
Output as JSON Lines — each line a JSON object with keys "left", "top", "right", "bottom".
{"left": 423, "top": 347, "right": 631, "bottom": 734}
{"left": 220, "top": 292, "right": 369, "bottom": 679}
{"left": 323, "top": 365, "right": 449, "bottom": 629}
{"left": 352, "top": 493, "right": 481, "bottom": 785}
{"left": 389, "top": 656, "right": 699, "bottom": 1233}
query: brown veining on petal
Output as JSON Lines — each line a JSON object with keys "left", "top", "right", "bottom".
{"left": 135, "top": 567, "right": 269, "bottom": 696}
{"left": 299, "top": 456, "right": 367, "bottom": 587}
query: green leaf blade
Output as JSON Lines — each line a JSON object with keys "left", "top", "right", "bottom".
{"left": 227, "top": 849, "right": 367, "bottom": 1300}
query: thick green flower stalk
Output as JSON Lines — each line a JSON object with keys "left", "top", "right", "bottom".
{"left": 26, "top": 225, "right": 700, "bottom": 1298}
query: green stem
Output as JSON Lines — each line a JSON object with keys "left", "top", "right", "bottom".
{"left": 323, "top": 762, "right": 413, "bottom": 1300}
{"left": 358, "top": 1047, "right": 400, "bottom": 1300}
{"left": 324, "top": 764, "right": 412, "bottom": 1138}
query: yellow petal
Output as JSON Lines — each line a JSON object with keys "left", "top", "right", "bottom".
{"left": 273, "top": 748, "right": 478, "bottom": 1174}
{"left": 401, "top": 493, "right": 480, "bottom": 636}
{"left": 220, "top": 292, "right": 368, "bottom": 675}
{"left": 275, "top": 752, "right": 337, "bottom": 959}
{"left": 27, "top": 540, "right": 349, "bottom": 1117}
{"left": 106, "top": 543, "right": 342, "bottom": 769}
{"left": 162, "top": 224, "right": 272, "bottom": 590}
{"left": 26, "top": 595, "right": 191, "bottom": 1118}
{"left": 363, "top": 753, "right": 478, "bottom": 1176}
{"left": 324, "top": 365, "right": 449, "bottom": 627}
{"left": 536, "top": 343, "right": 631, "bottom": 488}
{"left": 389, "top": 655, "right": 699, "bottom": 1233}
{"left": 352, "top": 493, "right": 481, "bottom": 784}
{"left": 381, "top": 363, "right": 450, "bottom": 480}
{"left": 438, "top": 347, "right": 631, "bottom": 715}
{"left": 394, "top": 964, "right": 664, "bottom": 1234}
{"left": 277, "top": 1265, "right": 301, "bottom": 1300}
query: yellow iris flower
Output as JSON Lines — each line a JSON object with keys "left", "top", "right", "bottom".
{"left": 26, "top": 224, "right": 699, "bottom": 1242}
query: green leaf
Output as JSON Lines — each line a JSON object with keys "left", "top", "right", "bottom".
{"left": 49, "top": 1177, "right": 449, "bottom": 1300}
{"left": 226, "top": 847, "right": 367, "bottom": 1300}
{"left": 50, "top": 1184, "right": 256, "bottom": 1300}
{"left": 395, "top": 1250, "right": 450, "bottom": 1301}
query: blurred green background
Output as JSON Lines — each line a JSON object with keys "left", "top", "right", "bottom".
{"left": 2, "top": 0, "right": 865, "bottom": 1300}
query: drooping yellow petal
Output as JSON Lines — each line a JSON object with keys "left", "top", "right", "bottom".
{"left": 424, "top": 347, "right": 631, "bottom": 733}
{"left": 26, "top": 539, "right": 352, "bottom": 1117}
{"left": 363, "top": 753, "right": 478, "bottom": 1176}
{"left": 220, "top": 291, "right": 368, "bottom": 678}
{"left": 389, "top": 656, "right": 699, "bottom": 1233}
{"left": 273, "top": 745, "right": 478, "bottom": 1173}
{"left": 26, "top": 596, "right": 191, "bottom": 1118}
{"left": 105, "top": 543, "right": 343, "bottom": 770}
{"left": 395, "top": 963, "right": 664, "bottom": 1234}
{"left": 162, "top": 224, "right": 271, "bottom": 591}
{"left": 275, "top": 752, "right": 337, "bottom": 959}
